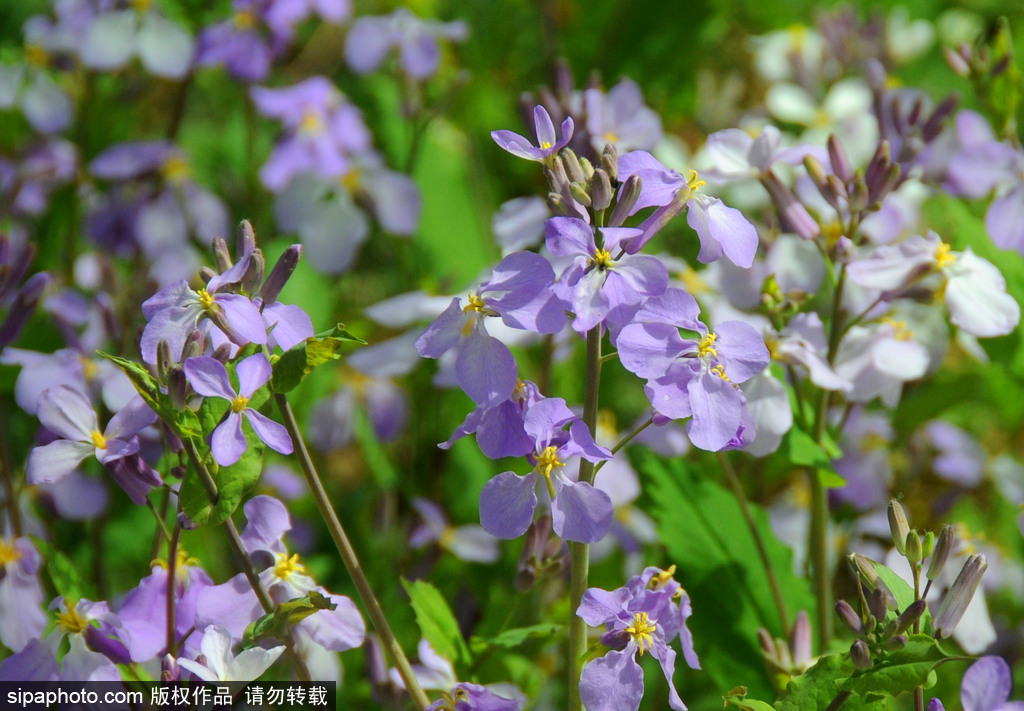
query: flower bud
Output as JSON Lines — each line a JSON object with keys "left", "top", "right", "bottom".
{"left": 261, "top": 244, "right": 303, "bottom": 303}
{"left": 927, "top": 525, "right": 955, "bottom": 581}
{"left": 569, "top": 182, "right": 592, "bottom": 207}
{"left": 236, "top": 219, "right": 256, "bottom": 257}
{"left": 177, "top": 510, "right": 197, "bottom": 530}
{"left": 591, "top": 169, "right": 613, "bottom": 211}
{"left": 944, "top": 46, "right": 971, "bottom": 76}
{"left": 0, "top": 271, "right": 51, "bottom": 348}
{"left": 579, "top": 156, "right": 595, "bottom": 181}
{"left": 761, "top": 170, "right": 820, "bottom": 240}
{"left": 601, "top": 143, "right": 618, "bottom": 181}
{"left": 212, "top": 237, "right": 233, "bottom": 273}
{"left": 803, "top": 154, "right": 830, "bottom": 189}
{"left": 167, "top": 366, "right": 187, "bottom": 411}
{"left": 864, "top": 141, "right": 891, "bottom": 193}
{"left": 198, "top": 266, "right": 217, "bottom": 285}
{"left": 850, "top": 640, "right": 873, "bottom": 670}
{"left": 934, "top": 554, "right": 986, "bottom": 639}
{"left": 562, "top": 149, "right": 586, "bottom": 183}
{"left": 868, "top": 162, "right": 901, "bottom": 206}
{"left": 886, "top": 599, "right": 927, "bottom": 637}
{"left": 608, "top": 174, "right": 642, "bottom": 227}
{"left": 849, "top": 173, "right": 869, "bottom": 213}
{"left": 242, "top": 247, "right": 265, "bottom": 295}
{"left": 156, "top": 339, "right": 173, "bottom": 380}
{"left": 790, "top": 610, "right": 812, "bottom": 669}
{"left": 888, "top": 500, "right": 911, "bottom": 555}
{"left": 827, "top": 134, "right": 853, "bottom": 184}
{"left": 545, "top": 156, "right": 569, "bottom": 193}
{"left": 162, "top": 654, "right": 180, "bottom": 682}
{"left": 835, "top": 600, "right": 863, "bottom": 635}
{"left": 921, "top": 531, "right": 935, "bottom": 560}
{"left": 182, "top": 329, "right": 204, "bottom": 360}
{"left": 869, "top": 587, "right": 888, "bottom": 622}
{"left": 757, "top": 628, "right": 777, "bottom": 658}
{"left": 211, "top": 342, "right": 233, "bottom": 363}
{"left": 884, "top": 634, "right": 907, "bottom": 651}
{"left": 922, "top": 95, "right": 958, "bottom": 142}
{"left": 905, "top": 530, "right": 923, "bottom": 564}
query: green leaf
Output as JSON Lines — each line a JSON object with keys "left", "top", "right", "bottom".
{"left": 776, "top": 653, "right": 881, "bottom": 711}
{"left": 784, "top": 429, "right": 844, "bottom": 486}
{"left": 353, "top": 407, "right": 398, "bottom": 489}
{"left": 645, "top": 456, "right": 816, "bottom": 699}
{"left": 469, "top": 623, "right": 564, "bottom": 653}
{"left": 401, "top": 578, "right": 471, "bottom": 667}
{"left": 30, "top": 536, "right": 94, "bottom": 601}
{"left": 242, "top": 591, "right": 337, "bottom": 649}
{"left": 723, "top": 687, "right": 777, "bottom": 710}
{"left": 838, "top": 635, "right": 952, "bottom": 697}
{"left": 271, "top": 324, "right": 364, "bottom": 393}
{"left": 874, "top": 563, "right": 917, "bottom": 613}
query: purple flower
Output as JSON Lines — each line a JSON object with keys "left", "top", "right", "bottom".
{"left": 197, "top": 0, "right": 277, "bottom": 82}
{"left": 929, "top": 656, "right": 1024, "bottom": 711}
{"left": 0, "top": 63, "right": 72, "bottom": 134}
{"left": 345, "top": 8, "right": 468, "bottom": 80}
{"left": 264, "top": 0, "right": 352, "bottom": 40}
{"left": 583, "top": 79, "right": 662, "bottom": 154}
{"left": 545, "top": 216, "right": 668, "bottom": 333}
{"left": 184, "top": 354, "right": 293, "bottom": 466}
{"left": 491, "top": 106, "right": 574, "bottom": 163}
{"left": 0, "top": 537, "right": 47, "bottom": 652}
{"left": 26, "top": 387, "right": 158, "bottom": 497}
{"left": 177, "top": 624, "right": 285, "bottom": 682}
{"left": 80, "top": 7, "right": 195, "bottom": 79}
{"left": 576, "top": 568, "right": 698, "bottom": 711}
{"left": 478, "top": 397, "right": 613, "bottom": 543}
{"left": 426, "top": 683, "right": 521, "bottom": 711}
{"left": 701, "top": 126, "right": 824, "bottom": 183}
{"left": 410, "top": 498, "right": 499, "bottom": 564}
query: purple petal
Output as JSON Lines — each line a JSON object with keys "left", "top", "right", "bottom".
{"left": 985, "top": 183, "right": 1024, "bottom": 252}
{"left": 184, "top": 356, "right": 236, "bottom": 400}
{"left": 297, "top": 591, "right": 365, "bottom": 652}
{"left": 608, "top": 254, "right": 669, "bottom": 300}
{"left": 479, "top": 471, "right": 538, "bottom": 539}
{"left": 476, "top": 400, "right": 534, "bottom": 459}
{"left": 545, "top": 216, "right": 595, "bottom": 258}
{"left": 523, "top": 397, "right": 577, "bottom": 446}
{"left": 577, "top": 587, "right": 631, "bottom": 626}
{"left": 454, "top": 330, "right": 518, "bottom": 407}
{"left": 490, "top": 130, "right": 544, "bottom": 162}
{"left": 632, "top": 288, "right": 701, "bottom": 329}
{"left": 686, "top": 372, "right": 743, "bottom": 452}
{"left": 244, "top": 409, "right": 294, "bottom": 455}
{"left": 215, "top": 293, "right": 268, "bottom": 347}
{"left": 579, "top": 649, "right": 644, "bottom": 711}
{"left": 104, "top": 396, "right": 156, "bottom": 442}
{"left": 715, "top": 321, "right": 770, "bottom": 383}
{"left": 26, "top": 439, "right": 92, "bottom": 485}
{"left": 241, "top": 495, "right": 292, "bottom": 554}
{"left": 262, "top": 301, "right": 314, "bottom": 351}
{"left": 211, "top": 412, "right": 247, "bottom": 467}
{"left": 570, "top": 269, "right": 611, "bottom": 332}
{"left": 195, "top": 574, "right": 263, "bottom": 641}
{"left": 37, "top": 385, "right": 96, "bottom": 441}
{"left": 961, "top": 656, "right": 1012, "bottom": 711}
{"left": 235, "top": 354, "right": 272, "bottom": 398}
{"left": 447, "top": 526, "right": 500, "bottom": 563}
{"left": 416, "top": 298, "right": 465, "bottom": 358}
{"left": 551, "top": 478, "right": 613, "bottom": 543}
{"left": 652, "top": 640, "right": 686, "bottom": 710}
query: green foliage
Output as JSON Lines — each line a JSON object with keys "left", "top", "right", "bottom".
{"left": 470, "top": 623, "right": 565, "bottom": 654}
{"left": 645, "top": 455, "right": 815, "bottom": 699}
{"left": 270, "top": 325, "right": 364, "bottom": 393}
{"left": 242, "top": 591, "right": 337, "bottom": 649}
{"left": 401, "top": 577, "right": 472, "bottom": 668}
{"left": 775, "top": 653, "right": 880, "bottom": 711}
{"left": 783, "top": 427, "right": 845, "bottom": 487}
{"left": 837, "top": 634, "right": 952, "bottom": 697}
{"left": 30, "top": 536, "right": 94, "bottom": 602}
{"left": 99, "top": 352, "right": 202, "bottom": 438}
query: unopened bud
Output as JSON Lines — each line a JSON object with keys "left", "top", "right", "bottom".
{"left": 757, "top": 628, "right": 776, "bottom": 658}
{"left": 545, "top": 156, "right": 569, "bottom": 193}
{"left": 934, "top": 554, "right": 987, "bottom": 639}
{"left": 547, "top": 191, "right": 587, "bottom": 220}
{"left": 790, "top": 610, "right": 812, "bottom": 669}
{"left": 884, "top": 634, "right": 907, "bottom": 651}
{"left": 885, "top": 599, "right": 926, "bottom": 638}
{"left": 803, "top": 154, "right": 829, "bottom": 188}
{"left": 562, "top": 149, "right": 586, "bottom": 183}
{"left": 851, "top": 639, "right": 873, "bottom": 670}
{"left": 944, "top": 46, "right": 971, "bottom": 76}
{"left": 198, "top": 266, "right": 217, "bottom": 285}
{"left": 869, "top": 162, "right": 902, "bottom": 206}
{"left": 0, "top": 272, "right": 51, "bottom": 347}
{"left": 156, "top": 340, "right": 173, "bottom": 380}
{"left": 211, "top": 342, "right": 232, "bottom": 363}
{"left": 609, "top": 174, "right": 642, "bottom": 227}
{"left": 182, "top": 329, "right": 204, "bottom": 360}
{"left": 835, "top": 600, "right": 863, "bottom": 635}
{"left": 869, "top": 587, "right": 889, "bottom": 622}
{"left": 905, "top": 531, "right": 923, "bottom": 564}
{"left": 212, "top": 237, "right": 233, "bottom": 273}
{"left": 177, "top": 510, "right": 197, "bottom": 530}
{"left": 849, "top": 173, "right": 869, "bottom": 213}
{"left": 889, "top": 500, "right": 911, "bottom": 555}
{"left": 162, "top": 654, "right": 180, "bottom": 682}
{"left": 827, "top": 134, "right": 853, "bottom": 183}
{"left": 169, "top": 464, "right": 186, "bottom": 479}
{"left": 927, "top": 525, "right": 955, "bottom": 581}
{"left": 242, "top": 247, "right": 265, "bottom": 294}
{"left": 591, "top": 169, "right": 613, "bottom": 211}
{"left": 825, "top": 175, "right": 847, "bottom": 209}
{"left": 601, "top": 143, "right": 619, "bottom": 181}
{"left": 864, "top": 141, "right": 891, "bottom": 191}
{"left": 579, "top": 156, "right": 595, "bottom": 180}
{"left": 261, "top": 244, "right": 302, "bottom": 303}
{"left": 922, "top": 95, "right": 958, "bottom": 141}
{"left": 922, "top": 531, "right": 935, "bottom": 560}
{"left": 569, "top": 182, "right": 592, "bottom": 207}
{"left": 236, "top": 219, "right": 256, "bottom": 257}
{"left": 168, "top": 367, "right": 187, "bottom": 410}
{"left": 761, "top": 170, "right": 820, "bottom": 240}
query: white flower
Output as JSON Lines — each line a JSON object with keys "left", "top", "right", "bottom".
{"left": 177, "top": 625, "right": 285, "bottom": 683}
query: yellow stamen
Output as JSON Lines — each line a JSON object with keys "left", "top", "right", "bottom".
{"left": 162, "top": 154, "right": 190, "bottom": 184}
{"left": 299, "top": 111, "right": 323, "bottom": 134}
{"left": 540, "top": 141, "right": 552, "bottom": 150}
{"left": 435, "top": 687, "right": 469, "bottom": 711}
{"left": 0, "top": 539, "right": 21, "bottom": 566}
{"left": 231, "top": 395, "right": 249, "bottom": 414}
{"left": 677, "top": 265, "right": 710, "bottom": 295}
{"left": 80, "top": 355, "right": 99, "bottom": 382}
{"left": 592, "top": 248, "right": 613, "bottom": 270}
{"left": 935, "top": 242, "right": 956, "bottom": 269}
{"left": 687, "top": 170, "right": 706, "bottom": 192}
{"left": 603, "top": 131, "right": 619, "bottom": 144}
{"left": 24, "top": 43, "right": 49, "bottom": 68}
{"left": 56, "top": 600, "right": 90, "bottom": 635}
{"left": 698, "top": 332, "right": 718, "bottom": 359}
{"left": 648, "top": 564, "right": 677, "bottom": 590}
{"left": 711, "top": 364, "right": 730, "bottom": 381}
{"left": 198, "top": 288, "right": 215, "bottom": 310}
{"left": 535, "top": 446, "right": 564, "bottom": 481}
{"left": 624, "top": 612, "right": 658, "bottom": 655}
{"left": 91, "top": 430, "right": 107, "bottom": 450}
{"left": 764, "top": 335, "right": 779, "bottom": 361}
{"left": 153, "top": 547, "right": 201, "bottom": 584}
{"left": 462, "top": 293, "right": 486, "bottom": 314}
{"left": 341, "top": 169, "right": 361, "bottom": 192}
{"left": 233, "top": 9, "right": 256, "bottom": 29}
{"left": 274, "top": 553, "right": 307, "bottom": 580}
{"left": 882, "top": 317, "right": 913, "bottom": 341}
{"left": 130, "top": 0, "right": 151, "bottom": 12}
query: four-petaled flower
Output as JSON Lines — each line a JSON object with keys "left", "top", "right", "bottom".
{"left": 491, "top": 106, "right": 573, "bottom": 163}
{"left": 184, "top": 354, "right": 293, "bottom": 466}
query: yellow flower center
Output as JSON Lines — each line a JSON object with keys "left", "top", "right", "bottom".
{"left": 463, "top": 293, "right": 486, "bottom": 313}
{"left": 233, "top": 9, "right": 256, "bottom": 29}
{"left": 131, "top": 0, "right": 151, "bottom": 12}
{"left": 24, "top": 43, "right": 49, "bottom": 68}
{"left": 535, "top": 446, "right": 564, "bottom": 480}
{"left": 91, "top": 430, "right": 107, "bottom": 450}
{"left": 764, "top": 336, "right": 779, "bottom": 361}
{"left": 882, "top": 317, "right": 913, "bottom": 341}
{"left": 434, "top": 687, "right": 469, "bottom": 711}
{"left": 698, "top": 332, "right": 718, "bottom": 359}
{"left": 274, "top": 552, "right": 306, "bottom": 581}
{"left": 153, "top": 547, "right": 201, "bottom": 584}
{"left": 231, "top": 395, "right": 249, "bottom": 414}
{"left": 677, "top": 265, "right": 710, "bottom": 295}
{"left": 56, "top": 601, "right": 90, "bottom": 635}
{"left": 198, "top": 288, "right": 215, "bottom": 310}
{"left": 162, "top": 154, "right": 190, "bottom": 184}
{"left": 592, "top": 248, "right": 613, "bottom": 270}
{"left": 935, "top": 242, "right": 956, "bottom": 269}
{"left": 540, "top": 141, "right": 552, "bottom": 150}
{"left": 0, "top": 539, "right": 21, "bottom": 566}
{"left": 299, "top": 111, "right": 323, "bottom": 134}
{"left": 80, "top": 355, "right": 99, "bottom": 382}
{"left": 711, "top": 364, "right": 730, "bottom": 381}
{"left": 341, "top": 169, "right": 361, "bottom": 192}
{"left": 687, "top": 170, "right": 706, "bottom": 192}
{"left": 624, "top": 612, "right": 658, "bottom": 655}
{"left": 603, "top": 131, "right": 619, "bottom": 144}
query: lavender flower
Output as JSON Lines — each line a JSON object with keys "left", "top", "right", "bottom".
{"left": 80, "top": 5, "right": 195, "bottom": 79}
{"left": 410, "top": 498, "right": 499, "bottom": 564}
{"left": 478, "top": 397, "right": 613, "bottom": 543}
{"left": 0, "top": 63, "right": 72, "bottom": 134}
{"left": 584, "top": 79, "right": 662, "bottom": 154}
{"left": 184, "top": 354, "right": 293, "bottom": 467}
{"left": 491, "top": 106, "right": 574, "bottom": 163}
{"left": 345, "top": 8, "right": 468, "bottom": 80}
{"left": 929, "top": 656, "right": 1024, "bottom": 711}
{"left": 0, "top": 537, "right": 47, "bottom": 652}
{"left": 197, "top": 0, "right": 278, "bottom": 82}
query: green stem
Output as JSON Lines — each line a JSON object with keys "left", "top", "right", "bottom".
{"left": 568, "top": 326, "right": 602, "bottom": 711}
{"left": 166, "top": 523, "right": 181, "bottom": 656}
{"left": 718, "top": 452, "right": 790, "bottom": 638}
{"left": 591, "top": 415, "right": 653, "bottom": 477}
{"left": 182, "top": 439, "right": 312, "bottom": 681}
{"left": 273, "top": 394, "right": 430, "bottom": 711}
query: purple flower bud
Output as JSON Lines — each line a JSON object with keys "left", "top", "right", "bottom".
{"left": 868, "top": 587, "right": 888, "bottom": 622}
{"left": 888, "top": 599, "right": 926, "bottom": 637}
{"left": 236, "top": 219, "right": 256, "bottom": 259}
{"left": 884, "top": 634, "right": 907, "bottom": 651}
{"left": 790, "top": 610, "right": 812, "bottom": 670}
{"left": 761, "top": 170, "right": 820, "bottom": 240}
{"left": 0, "top": 271, "right": 51, "bottom": 347}
{"left": 835, "top": 600, "right": 862, "bottom": 635}
{"left": 212, "top": 236, "right": 233, "bottom": 273}
{"left": 608, "top": 174, "right": 642, "bottom": 227}
{"left": 922, "top": 95, "right": 957, "bottom": 142}
{"left": 944, "top": 46, "right": 971, "bottom": 76}
{"left": 926, "top": 525, "right": 955, "bottom": 582}
{"left": 849, "top": 174, "right": 869, "bottom": 213}
{"left": 934, "top": 554, "right": 986, "bottom": 639}
{"left": 242, "top": 248, "right": 265, "bottom": 295}
{"left": 864, "top": 141, "right": 891, "bottom": 194}
{"left": 162, "top": 653, "right": 180, "bottom": 682}
{"left": 260, "top": 244, "right": 302, "bottom": 303}
{"left": 569, "top": 182, "right": 592, "bottom": 207}
{"left": 888, "top": 499, "right": 911, "bottom": 555}
{"left": 827, "top": 134, "right": 853, "bottom": 183}
{"left": 563, "top": 150, "right": 586, "bottom": 183}
{"left": 850, "top": 639, "right": 873, "bottom": 670}
{"left": 592, "top": 169, "right": 613, "bottom": 211}
{"left": 601, "top": 143, "right": 618, "bottom": 181}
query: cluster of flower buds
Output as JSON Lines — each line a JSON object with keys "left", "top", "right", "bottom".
{"left": 544, "top": 144, "right": 640, "bottom": 228}
{"left": 0, "top": 234, "right": 51, "bottom": 348}
{"left": 758, "top": 610, "right": 814, "bottom": 688}
{"left": 942, "top": 18, "right": 1014, "bottom": 85}
{"left": 514, "top": 515, "right": 567, "bottom": 592}
{"left": 804, "top": 135, "right": 901, "bottom": 228}
{"left": 840, "top": 553, "right": 928, "bottom": 670}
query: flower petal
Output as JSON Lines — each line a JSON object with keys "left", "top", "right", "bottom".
{"left": 479, "top": 471, "right": 538, "bottom": 539}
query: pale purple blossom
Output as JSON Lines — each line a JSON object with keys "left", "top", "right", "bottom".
{"left": 928, "top": 656, "right": 1024, "bottom": 711}
{"left": 80, "top": 6, "right": 195, "bottom": 79}
{"left": 0, "top": 537, "right": 47, "bottom": 652}
{"left": 0, "top": 63, "right": 72, "bottom": 134}
{"left": 584, "top": 79, "right": 662, "bottom": 154}
{"left": 410, "top": 498, "right": 499, "bottom": 564}
{"left": 345, "top": 8, "right": 468, "bottom": 80}
{"left": 491, "top": 106, "right": 573, "bottom": 163}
